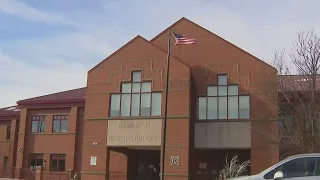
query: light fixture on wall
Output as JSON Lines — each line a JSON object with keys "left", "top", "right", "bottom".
{"left": 92, "top": 142, "right": 98, "bottom": 145}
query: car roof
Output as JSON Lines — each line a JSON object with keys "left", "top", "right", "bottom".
{"left": 286, "top": 153, "right": 320, "bottom": 159}
{"left": 259, "top": 153, "right": 320, "bottom": 176}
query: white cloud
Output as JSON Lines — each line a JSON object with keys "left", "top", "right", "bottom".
{"left": 117, "top": 0, "right": 320, "bottom": 63}
{"left": 0, "top": 1, "right": 130, "bottom": 107}
{"left": 3, "top": 32, "right": 113, "bottom": 64}
{"left": 0, "top": 24, "right": 123, "bottom": 107}
{"left": 0, "top": 52, "right": 87, "bottom": 106}
{"left": 0, "top": 0, "right": 77, "bottom": 26}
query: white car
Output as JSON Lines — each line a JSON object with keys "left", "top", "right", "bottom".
{"left": 229, "top": 153, "right": 320, "bottom": 180}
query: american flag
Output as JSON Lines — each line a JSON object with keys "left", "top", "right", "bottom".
{"left": 173, "top": 32, "right": 197, "bottom": 45}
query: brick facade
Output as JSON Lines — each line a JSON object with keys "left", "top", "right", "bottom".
{"left": 0, "top": 17, "right": 279, "bottom": 180}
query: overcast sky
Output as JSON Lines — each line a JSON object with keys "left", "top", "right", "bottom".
{"left": 0, "top": 0, "right": 319, "bottom": 107}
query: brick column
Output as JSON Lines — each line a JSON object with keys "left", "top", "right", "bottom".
{"left": 43, "top": 154, "right": 50, "bottom": 171}
{"left": 67, "top": 107, "right": 78, "bottom": 170}
{"left": 109, "top": 148, "right": 128, "bottom": 180}
{"left": 162, "top": 118, "right": 190, "bottom": 180}
{"left": 16, "top": 108, "right": 28, "bottom": 171}
{"left": 80, "top": 119, "right": 108, "bottom": 180}
{"left": 251, "top": 120, "right": 279, "bottom": 174}
{"left": 106, "top": 148, "right": 110, "bottom": 180}
{"left": 9, "top": 119, "right": 17, "bottom": 157}
{"left": 35, "top": 166, "right": 42, "bottom": 180}
{"left": 10, "top": 119, "right": 18, "bottom": 178}
{"left": 46, "top": 115, "right": 53, "bottom": 133}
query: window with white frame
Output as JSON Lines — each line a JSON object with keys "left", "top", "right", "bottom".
{"left": 198, "top": 74, "right": 250, "bottom": 120}
{"left": 109, "top": 71, "right": 162, "bottom": 117}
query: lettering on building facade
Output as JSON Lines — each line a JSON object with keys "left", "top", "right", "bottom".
{"left": 143, "top": 69, "right": 164, "bottom": 80}
{"left": 106, "top": 59, "right": 164, "bottom": 92}
{"left": 108, "top": 135, "right": 159, "bottom": 142}
{"left": 89, "top": 59, "right": 191, "bottom": 93}
{"left": 118, "top": 123, "right": 152, "bottom": 128}
{"left": 122, "top": 59, "right": 153, "bottom": 72}
{"left": 107, "top": 119, "right": 162, "bottom": 146}
{"left": 153, "top": 79, "right": 190, "bottom": 91}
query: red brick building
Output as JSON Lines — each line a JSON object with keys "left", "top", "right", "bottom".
{"left": 0, "top": 18, "right": 279, "bottom": 180}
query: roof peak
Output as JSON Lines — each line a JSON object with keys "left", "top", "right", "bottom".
{"left": 150, "top": 17, "right": 275, "bottom": 71}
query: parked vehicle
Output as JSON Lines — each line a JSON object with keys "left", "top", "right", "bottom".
{"left": 229, "top": 153, "right": 320, "bottom": 180}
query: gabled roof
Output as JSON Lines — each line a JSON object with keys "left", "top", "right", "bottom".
{"left": 88, "top": 35, "right": 142, "bottom": 73}
{"left": 88, "top": 35, "right": 190, "bottom": 74}
{"left": 17, "top": 87, "right": 86, "bottom": 105}
{"left": 0, "top": 106, "right": 20, "bottom": 117}
{"left": 279, "top": 75, "right": 320, "bottom": 91}
{"left": 150, "top": 17, "right": 276, "bottom": 71}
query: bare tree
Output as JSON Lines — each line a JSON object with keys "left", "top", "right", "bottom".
{"left": 259, "top": 30, "right": 320, "bottom": 158}
{"left": 219, "top": 155, "right": 251, "bottom": 179}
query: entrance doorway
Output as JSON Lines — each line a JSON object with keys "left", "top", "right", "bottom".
{"left": 131, "top": 150, "right": 160, "bottom": 180}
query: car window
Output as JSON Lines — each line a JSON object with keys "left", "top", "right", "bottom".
{"left": 264, "top": 157, "right": 317, "bottom": 179}
{"left": 315, "top": 157, "right": 320, "bottom": 175}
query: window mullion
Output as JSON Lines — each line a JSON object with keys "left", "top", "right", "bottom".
{"left": 57, "top": 120, "right": 60, "bottom": 132}
{"left": 57, "top": 159, "right": 59, "bottom": 171}
{"left": 129, "top": 93, "right": 132, "bottom": 117}
{"left": 130, "top": 83, "right": 133, "bottom": 116}
{"left": 38, "top": 120, "right": 40, "bottom": 132}
{"left": 206, "top": 97, "right": 208, "bottom": 120}
{"left": 41, "top": 119, "right": 44, "bottom": 132}
{"left": 227, "top": 85, "right": 229, "bottom": 119}
{"left": 149, "top": 92, "right": 152, "bottom": 116}
{"left": 60, "top": 119, "right": 62, "bottom": 132}
{"left": 139, "top": 82, "right": 142, "bottom": 116}
{"left": 151, "top": 92, "right": 153, "bottom": 116}
{"left": 238, "top": 95, "right": 240, "bottom": 120}
{"left": 217, "top": 96, "right": 219, "bottom": 119}
{"left": 217, "top": 86, "right": 220, "bottom": 120}
{"left": 119, "top": 94, "right": 122, "bottom": 116}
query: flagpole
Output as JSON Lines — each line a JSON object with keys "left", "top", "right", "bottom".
{"left": 160, "top": 28, "right": 172, "bottom": 180}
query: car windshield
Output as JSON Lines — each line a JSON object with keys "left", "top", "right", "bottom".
{"left": 258, "top": 166, "right": 274, "bottom": 175}
{"left": 256, "top": 158, "right": 289, "bottom": 175}
{"left": 255, "top": 155, "right": 320, "bottom": 177}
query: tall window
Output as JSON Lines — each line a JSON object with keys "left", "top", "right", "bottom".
{"left": 50, "top": 154, "right": 66, "bottom": 172}
{"left": 52, "top": 115, "right": 68, "bottom": 133}
{"left": 6, "top": 126, "right": 10, "bottom": 140}
{"left": 29, "top": 153, "right": 43, "bottom": 171}
{"left": 31, "top": 116, "right": 46, "bottom": 133}
{"left": 198, "top": 74, "right": 250, "bottom": 120}
{"left": 109, "top": 71, "right": 162, "bottom": 117}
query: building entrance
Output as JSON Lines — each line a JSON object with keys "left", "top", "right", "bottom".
{"left": 132, "top": 150, "right": 160, "bottom": 180}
